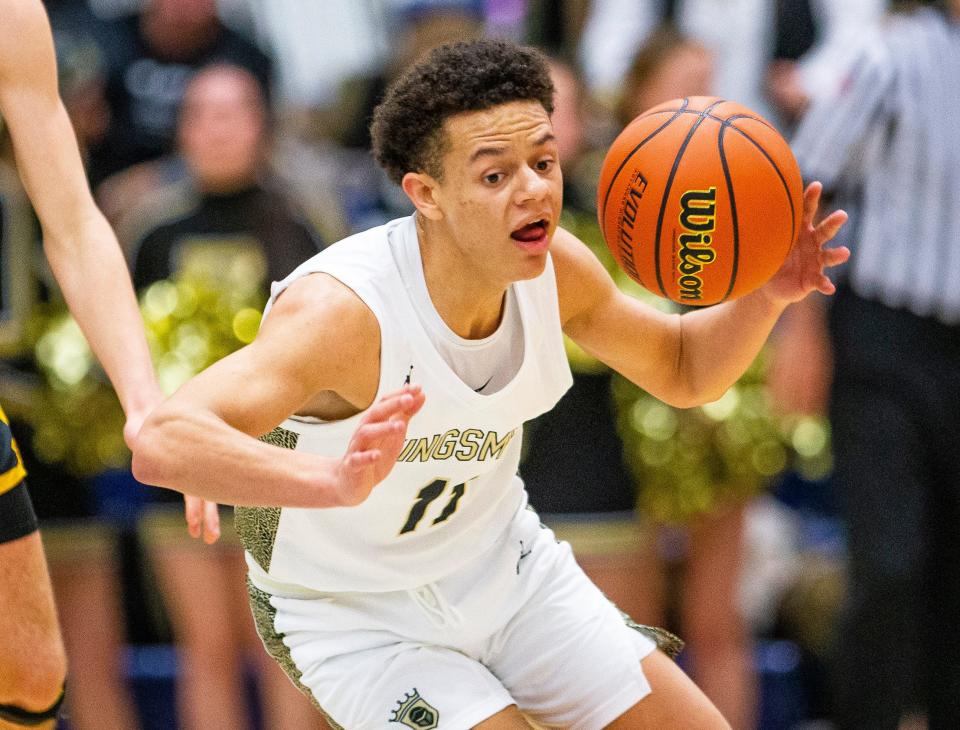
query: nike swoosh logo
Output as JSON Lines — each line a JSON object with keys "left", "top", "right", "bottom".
{"left": 474, "top": 375, "right": 494, "bottom": 393}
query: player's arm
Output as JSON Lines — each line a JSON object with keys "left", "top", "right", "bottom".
{"left": 556, "top": 182, "right": 848, "bottom": 408}
{"left": 0, "top": 0, "right": 161, "bottom": 441}
{"left": 132, "top": 275, "right": 425, "bottom": 507}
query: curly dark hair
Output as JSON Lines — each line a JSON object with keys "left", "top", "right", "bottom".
{"left": 371, "top": 38, "right": 554, "bottom": 185}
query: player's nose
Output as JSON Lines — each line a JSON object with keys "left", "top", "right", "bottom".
{"left": 513, "top": 164, "right": 550, "bottom": 205}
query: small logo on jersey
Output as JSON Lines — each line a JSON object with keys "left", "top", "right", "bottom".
{"left": 474, "top": 374, "right": 494, "bottom": 393}
{"left": 404, "top": 365, "right": 415, "bottom": 386}
{"left": 389, "top": 688, "right": 439, "bottom": 729}
{"left": 516, "top": 539, "right": 533, "bottom": 574}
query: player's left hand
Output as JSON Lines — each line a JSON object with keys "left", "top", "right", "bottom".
{"left": 761, "top": 182, "right": 849, "bottom": 305}
{"left": 184, "top": 494, "right": 221, "bottom": 544}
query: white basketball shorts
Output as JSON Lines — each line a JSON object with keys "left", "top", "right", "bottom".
{"left": 253, "top": 505, "right": 658, "bottom": 729}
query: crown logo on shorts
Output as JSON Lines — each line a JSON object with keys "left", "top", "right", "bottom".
{"left": 389, "top": 688, "right": 439, "bottom": 729}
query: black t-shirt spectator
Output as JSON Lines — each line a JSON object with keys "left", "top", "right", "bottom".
{"left": 89, "top": 15, "right": 271, "bottom": 184}
{"left": 131, "top": 183, "right": 320, "bottom": 291}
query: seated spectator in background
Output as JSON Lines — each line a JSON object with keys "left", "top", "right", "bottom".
{"left": 87, "top": 0, "right": 272, "bottom": 186}
{"left": 111, "top": 63, "right": 324, "bottom": 730}
{"left": 126, "top": 64, "right": 320, "bottom": 290}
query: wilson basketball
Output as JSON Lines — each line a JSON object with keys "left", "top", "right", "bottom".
{"left": 597, "top": 96, "right": 803, "bottom": 305}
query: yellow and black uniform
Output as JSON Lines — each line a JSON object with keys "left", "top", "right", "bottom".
{"left": 0, "top": 403, "right": 38, "bottom": 544}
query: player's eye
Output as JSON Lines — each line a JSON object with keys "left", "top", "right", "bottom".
{"left": 535, "top": 158, "right": 555, "bottom": 172}
{"left": 484, "top": 172, "right": 504, "bottom": 185}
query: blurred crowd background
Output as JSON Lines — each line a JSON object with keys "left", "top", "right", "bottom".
{"left": 1, "top": 0, "right": 952, "bottom": 729}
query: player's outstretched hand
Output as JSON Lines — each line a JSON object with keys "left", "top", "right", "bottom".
{"left": 762, "top": 182, "right": 850, "bottom": 304}
{"left": 334, "top": 384, "right": 425, "bottom": 506}
{"left": 183, "top": 494, "right": 221, "bottom": 544}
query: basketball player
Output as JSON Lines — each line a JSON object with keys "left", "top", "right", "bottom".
{"left": 0, "top": 3, "right": 417, "bottom": 727}
{"left": 0, "top": 1, "right": 159, "bottom": 724}
{"left": 133, "top": 39, "right": 848, "bottom": 728}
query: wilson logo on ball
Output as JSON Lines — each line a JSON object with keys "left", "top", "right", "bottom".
{"left": 676, "top": 187, "right": 718, "bottom": 302}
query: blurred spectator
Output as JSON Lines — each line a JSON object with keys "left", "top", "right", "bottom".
{"left": 578, "top": 0, "right": 885, "bottom": 125}
{"left": 321, "top": 1, "right": 484, "bottom": 233}
{"left": 86, "top": 0, "right": 272, "bottom": 185}
{"left": 776, "top": 2, "right": 960, "bottom": 727}
{"left": 110, "top": 63, "right": 324, "bottom": 730}
{"left": 126, "top": 65, "right": 320, "bottom": 289}
{"left": 766, "top": 0, "right": 887, "bottom": 126}
{"left": 614, "top": 23, "right": 712, "bottom": 123}
{"left": 219, "top": 0, "right": 392, "bottom": 112}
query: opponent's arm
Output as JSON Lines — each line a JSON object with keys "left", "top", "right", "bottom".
{"left": 557, "top": 182, "right": 848, "bottom": 408}
{"left": 132, "top": 275, "right": 425, "bottom": 507}
{"left": 0, "top": 0, "right": 161, "bottom": 440}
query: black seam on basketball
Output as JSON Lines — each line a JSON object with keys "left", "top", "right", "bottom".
{"left": 631, "top": 108, "right": 776, "bottom": 133}
{"left": 600, "top": 97, "right": 689, "bottom": 224}
{"left": 653, "top": 98, "right": 726, "bottom": 297}
{"left": 722, "top": 121, "right": 798, "bottom": 257}
{"left": 718, "top": 124, "right": 740, "bottom": 303}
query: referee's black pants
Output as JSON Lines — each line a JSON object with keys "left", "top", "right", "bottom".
{"left": 828, "top": 286, "right": 960, "bottom": 730}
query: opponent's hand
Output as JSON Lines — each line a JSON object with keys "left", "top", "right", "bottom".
{"left": 334, "top": 384, "right": 425, "bottom": 507}
{"left": 184, "top": 494, "right": 221, "bottom": 544}
{"left": 761, "top": 182, "right": 850, "bottom": 305}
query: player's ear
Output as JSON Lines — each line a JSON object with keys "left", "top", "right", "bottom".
{"left": 401, "top": 172, "right": 443, "bottom": 221}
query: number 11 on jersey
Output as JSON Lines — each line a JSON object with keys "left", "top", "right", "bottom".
{"left": 399, "top": 478, "right": 471, "bottom": 535}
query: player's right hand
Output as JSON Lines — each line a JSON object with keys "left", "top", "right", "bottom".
{"left": 334, "top": 384, "right": 425, "bottom": 506}
{"left": 183, "top": 494, "right": 221, "bottom": 544}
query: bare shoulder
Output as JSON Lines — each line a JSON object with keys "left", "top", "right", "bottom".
{"left": 550, "top": 226, "right": 618, "bottom": 330}
{"left": 262, "top": 272, "right": 380, "bottom": 355}
{"left": 257, "top": 272, "right": 381, "bottom": 403}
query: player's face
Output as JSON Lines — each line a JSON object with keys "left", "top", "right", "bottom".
{"left": 433, "top": 100, "right": 563, "bottom": 284}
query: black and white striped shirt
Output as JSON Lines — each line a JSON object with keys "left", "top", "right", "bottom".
{"left": 791, "top": 8, "right": 960, "bottom": 323}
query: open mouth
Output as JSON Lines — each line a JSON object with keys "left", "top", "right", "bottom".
{"left": 510, "top": 219, "right": 548, "bottom": 243}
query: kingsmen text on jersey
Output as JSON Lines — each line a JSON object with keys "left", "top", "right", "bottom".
{"left": 238, "top": 216, "right": 573, "bottom": 594}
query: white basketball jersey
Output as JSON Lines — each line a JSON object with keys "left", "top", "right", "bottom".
{"left": 240, "top": 216, "right": 573, "bottom": 594}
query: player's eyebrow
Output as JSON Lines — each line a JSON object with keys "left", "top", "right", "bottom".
{"left": 469, "top": 145, "right": 508, "bottom": 164}
{"left": 532, "top": 131, "right": 556, "bottom": 148}
{"left": 468, "top": 131, "right": 557, "bottom": 164}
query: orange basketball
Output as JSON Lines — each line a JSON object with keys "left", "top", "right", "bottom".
{"left": 597, "top": 96, "right": 803, "bottom": 305}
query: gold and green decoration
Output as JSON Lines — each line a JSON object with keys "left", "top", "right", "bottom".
{"left": 562, "top": 209, "right": 831, "bottom": 525}
{"left": 27, "top": 275, "right": 266, "bottom": 477}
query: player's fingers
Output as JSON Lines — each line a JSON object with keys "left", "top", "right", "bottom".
{"left": 344, "top": 449, "right": 381, "bottom": 470}
{"left": 400, "top": 388, "right": 426, "bottom": 417}
{"left": 352, "top": 420, "right": 405, "bottom": 449}
{"left": 203, "top": 500, "right": 221, "bottom": 545}
{"left": 361, "top": 387, "right": 421, "bottom": 424}
{"left": 801, "top": 181, "right": 823, "bottom": 228}
{"left": 184, "top": 495, "right": 203, "bottom": 539}
{"left": 822, "top": 245, "right": 850, "bottom": 268}
{"left": 814, "top": 210, "right": 848, "bottom": 245}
